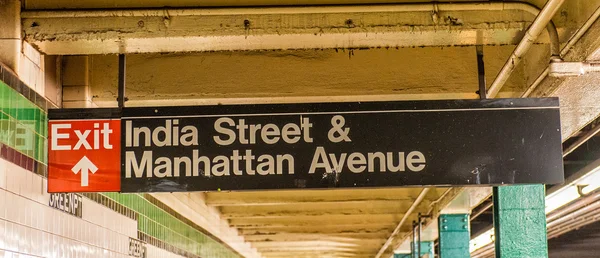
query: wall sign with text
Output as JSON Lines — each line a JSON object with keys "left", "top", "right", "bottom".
{"left": 48, "top": 193, "right": 83, "bottom": 217}
{"left": 47, "top": 98, "right": 564, "bottom": 193}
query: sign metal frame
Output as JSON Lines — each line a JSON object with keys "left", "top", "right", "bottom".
{"left": 48, "top": 98, "right": 564, "bottom": 193}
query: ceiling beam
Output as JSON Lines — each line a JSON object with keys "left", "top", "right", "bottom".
{"left": 256, "top": 244, "right": 381, "bottom": 251}
{"left": 205, "top": 188, "right": 426, "bottom": 206}
{"left": 237, "top": 224, "right": 408, "bottom": 235}
{"left": 229, "top": 214, "right": 407, "bottom": 227}
{"left": 261, "top": 251, "right": 376, "bottom": 258}
{"left": 219, "top": 200, "right": 430, "bottom": 218}
{"left": 249, "top": 239, "right": 386, "bottom": 247}
{"left": 21, "top": 4, "right": 544, "bottom": 54}
{"left": 243, "top": 232, "right": 393, "bottom": 240}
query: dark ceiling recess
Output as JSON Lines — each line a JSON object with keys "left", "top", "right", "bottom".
{"left": 548, "top": 219, "right": 600, "bottom": 258}
{"left": 470, "top": 117, "right": 600, "bottom": 251}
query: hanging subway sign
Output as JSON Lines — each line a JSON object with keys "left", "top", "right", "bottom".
{"left": 47, "top": 98, "right": 564, "bottom": 193}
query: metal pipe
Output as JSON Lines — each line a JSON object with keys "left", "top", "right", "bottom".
{"left": 486, "top": 0, "right": 565, "bottom": 98}
{"left": 522, "top": 5, "right": 600, "bottom": 97}
{"left": 549, "top": 207, "right": 600, "bottom": 234}
{"left": 412, "top": 221, "right": 417, "bottom": 258}
{"left": 563, "top": 125, "right": 600, "bottom": 157}
{"left": 547, "top": 196, "right": 600, "bottom": 228}
{"left": 418, "top": 214, "right": 422, "bottom": 258}
{"left": 376, "top": 188, "right": 430, "bottom": 258}
{"left": 117, "top": 54, "right": 126, "bottom": 108}
{"left": 471, "top": 243, "right": 495, "bottom": 258}
{"left": 547, "top": 191, "right": 600, "bottom": 223}
{"left": 548, "top": 212, "right": 600, "bottom": 239}
{"left": 471, "top": 202, "right": 493, "bottom": 221}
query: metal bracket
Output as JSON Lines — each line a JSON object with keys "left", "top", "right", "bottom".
{"left": 117, "top": 54, "right": 127, "bottom": 108}
{"left": 577, "top": 184, "right": 590, "bottom": 197}
{"left": 439, "top": 214, "right": 469, "bottom": 232}
{"left": 476, "top": 45, "right": 487, "bottom": 99}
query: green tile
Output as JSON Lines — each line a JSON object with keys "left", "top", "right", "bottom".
{"left": 102, "top": 192, "right": 241, "bottom": 258}
{"left": 41, "top": 112, "right": 48, "bottom": 138}
{"left": 7, "top": 117, "right": 16, "bottom": 147}
{"left": 26, "top": 129, "right": 35, "bottom": 158}
{"left": 0, "top": 83, "right": 6, "bottom": 114}
{"left": 34, "top": 108, "right": 41, "bottom": 135}
{"left": 15, "top": 94, "right": 24, "bottom": 120}
{"left": 0, "top": 112, "right": 9, "bottom": 144}
{"left": 7, "top": 91, "right": 16, "bottom": 118}
{"left": 41, "top": 138, "right": 48, "bottom": 164}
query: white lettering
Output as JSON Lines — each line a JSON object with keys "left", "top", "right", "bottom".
{"left": 406, "top": 151, "right": 426, "bottom": 172}
{"left": 126, "top": 151, "right": 152, "bottom": 178}
{"left": 154, "top": 157, "right": 172, "bottom": 177}
{"left": 261, "top": 124, "right": 280, "bottom": 144}
{"left": 73, "top": 130, "right": 91, "bottom": 150}
{"left": 282, "top": 124, "right": 301, "bottom": 144}
{"left": 51, "top": 124, "right": 71, "bottom": 150}
{"left": 101, "top": 122, "right": 113, "bottom": 149}
{"left": 309, "top": 147, "right": 332, "bottom": 173}
{"left": 348, "top": 152, "right": 366, "bottom": 173}
{"left": 214, "top": 118, "right": 236, "bottom": 146}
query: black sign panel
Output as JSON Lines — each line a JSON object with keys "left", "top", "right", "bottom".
{"left": 113, "top": 98, "right": 563, "bottom": 192}
{"left": 48, "top": 98, "right": 564, "bottom": 192}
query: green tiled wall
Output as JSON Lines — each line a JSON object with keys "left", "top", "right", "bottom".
{"left": 104, "top": 193, "right": 240, "bottom": 258}
{"left": 0, "top": 81, "right": 47, "bottom": 164}
{"left": 1, "top": 77, "right": 237, "bottom": 258}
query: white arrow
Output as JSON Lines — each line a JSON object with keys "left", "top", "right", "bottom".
{"left": 71, "top": 156, "right": 98, "bottom": 187}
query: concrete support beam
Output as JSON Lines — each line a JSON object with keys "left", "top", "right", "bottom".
{"left": 245, "top": 232, "right": 392, "bottom": 240}
{"left": 229, "top": 214, "right": 407, "bottom": 228}
{"left": 0, "top": 0, "right": 21, "bottom": 72}
{"left": 206, "top": 188, "right": 428, "bottom": 206}
{"left": 219, "top": 201, "right": 430, "bottom": 218}
{"left": 21, "top": 6, "right": 544, "bottom": 55}
{"left": 493, "top": 185, "right": 548, "bottom": 258}
{"left": 238, "top": 224, "right": 402, "bottom": 235}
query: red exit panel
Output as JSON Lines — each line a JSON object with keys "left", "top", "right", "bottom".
{"left": 48, "top": 119, "right": 121, "bottom": 193}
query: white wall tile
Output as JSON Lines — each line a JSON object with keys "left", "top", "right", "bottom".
{"left": 0, "top": 190, "right": 6, "bottom": 220}
{"left": 0, "top": 220, "right": 5, "bottom": 249}
{"left": 0, "top": 159, "right": 7, "bottom": 190}
{"left": 0, "top": 158, "right": 188, "bottom": 258}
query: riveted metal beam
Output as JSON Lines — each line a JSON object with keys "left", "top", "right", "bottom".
{"left": 438, "top": 214, "right": 470, "bottom": 258}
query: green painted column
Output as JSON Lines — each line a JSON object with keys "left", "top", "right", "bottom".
{"left": 393, "top": 254, "right": 411, "bottom": 258}
{"left": 493, "top": 185, "right": 548, "bottom": 258}
{"left": 438, "top": 214, "right": 470, "bottom": 258}
{"left": 407, "top": 241, "right": 434, "bottom": 258}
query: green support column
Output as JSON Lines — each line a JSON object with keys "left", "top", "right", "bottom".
{"left": 438, "top": 214, "right": 470, "bottom": 258}
{"left": 493, "top": 185, "right": 548, "bottom": 258}
{"left": 407, "top": 241, "right": 434, "bottom": 258}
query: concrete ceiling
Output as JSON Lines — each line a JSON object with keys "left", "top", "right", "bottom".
{"left": 22, "top": 0, "right": 600, "bottom": 257}
{"left": 22, "top": 0, "right": 546, "bottom": 9}
{"left": 203, "top": 188, "right": 451, "bottom": 258}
